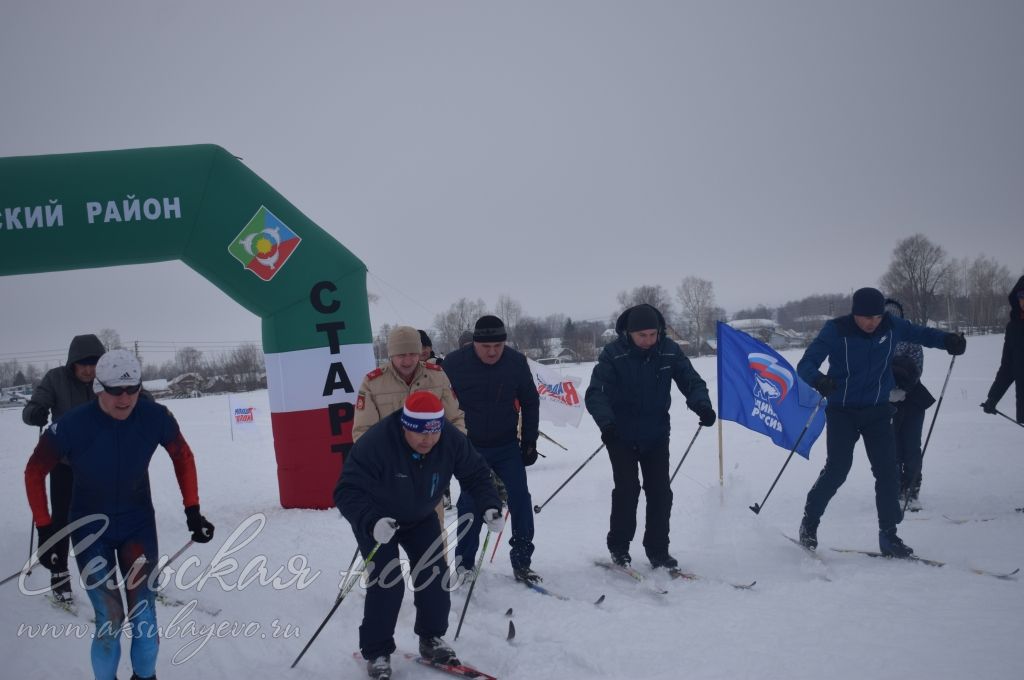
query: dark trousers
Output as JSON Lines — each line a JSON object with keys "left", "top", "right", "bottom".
{"left": 358, "top": 514, "right": 450, "bottom": 659}
{"left": 804, "top": 404, "right": 902, "bottom": 532}
{"left": 454, "top": 442, "right": 534, "bottom": 571}
{"left": 606, "top": 438, "right": 673, "bottom": 558}
{"left": 893, "top": 400, "right": 927, "bottom": 494}
{"left": 49, "top": 462, "right": 73, "bottom": 572}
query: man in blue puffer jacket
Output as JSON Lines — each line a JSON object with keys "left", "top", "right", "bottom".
{"left": 796, "top": 288, "right": 965, "bottom": 557}
{"left": 585, "top": 304, "right": 716, "bottom": 570}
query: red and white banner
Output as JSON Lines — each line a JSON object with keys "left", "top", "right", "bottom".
{"left": 528, "top": 359, "right": 584, "bottom": 428}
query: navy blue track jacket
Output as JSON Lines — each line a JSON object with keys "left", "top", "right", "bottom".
{"left": 798, "top": 314, "right": 948, "bottom": 409}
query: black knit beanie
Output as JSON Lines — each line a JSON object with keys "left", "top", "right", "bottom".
{"left": 851, "top": 288, "right": 886, "bottom": 316}
{"left": 626, "top": 305, "right": 660, "bottom": 332}
{"left": 473, "top": 315, "right": 507, "bottom": 342}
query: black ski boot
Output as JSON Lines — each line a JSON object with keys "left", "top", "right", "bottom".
{"left": 366, "top": 655, "right": 391, "bottom": 679}
{"left": 50, "top": 570, "right": 73, "bottom": 605}
{"left": 130, "top": 674, "right": 156, "bottom": 680}
{"left": 879, "top": 529, "right": 913, "bottom": 558}
{"left": 610, "top": 550, "right": 632, "bottom": 568}
{"left": 798, "top": 516, "right": 818, "bottom": 551}
{"left": 513, "top": 566, "right": 542, "bottom": 584}
{"left": 419, "top": 636, "right": 459, "bottom": 665}
{"left": 648, "top": 553, "right": 679, "bottom": 570}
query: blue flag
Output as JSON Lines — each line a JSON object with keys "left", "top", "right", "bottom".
{"left": 716, "top": 322, "right": 826, "bottom": 458}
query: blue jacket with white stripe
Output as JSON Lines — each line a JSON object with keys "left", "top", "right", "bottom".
{"left": 797, "top": 314, "right": 948, "bottom": 409}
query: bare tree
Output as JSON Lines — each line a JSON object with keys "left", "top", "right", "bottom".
{"left": 225, "top": 343, "right": 265, "bottom": 388}
{"left": 433, "top": 298, "right": 487, "bottom": 351}
{"left": 372, "top": 323, "right": 394, "bottom": 364}
{"left": 0, "top": 359, "right": 21, "bottom": 388}
{"left": 615, "top": 285, "right": 673, "bottom": 323}
{"left": 880, "top": 234, "right": 952, "bottom": 324}
{"left": 175, "top": 347, "right": 204, "bottom": 375}
{"left": 98, "top": 328, "right": 122, "bottom": 350}
{"left": 494, "top": 295, "right": 523, "bottom": 343}
{"left": 675, "top": 277, "right": 716, "bottom": 347}
{"left": 967, "top": 255, "right": 1014, "bottom": 328}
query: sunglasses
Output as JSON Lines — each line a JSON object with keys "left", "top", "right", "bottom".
{"left": 100, "top": 382, "right": 142, "bottom": 396}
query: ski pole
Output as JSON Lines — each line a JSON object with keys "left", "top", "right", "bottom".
{"left": 28, "top": 425, "right": 42, "bottom": 577}
{"left": 26, "top": 518, "right": 35, "bottom": 578}
{"left": 532, "top": 443, "right": 605, "bottom": 514}
{"left": 669, "top": 425, "right": 703, "bottom": 484}
{"left": 538, "top": 430, "right": 568, "bottom": 451}
{"left": 162, "top": 539, "right": 195, "bottom": 571}
{"left": 291, "top": 541, "right": 381, "bottom": 668}
{"left": 993, "top": 408, "right": 1024, "bottom": 428}
{"left": 454, "top": 528, "right": 491, "bottom": 641}
{"left": 488, "top": 509, "right": 510, "bottom": 563}
{"left": 905, "top": 355, "right": 955, "bottom": 512}
{"left": 1, "top": 561, "right": 38, "bottom": 588}
{"left": 749, "top": 397, "right": 825, "bottom": 515}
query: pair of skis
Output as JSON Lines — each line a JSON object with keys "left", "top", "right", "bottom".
{"left": 784, "top": 534, "right": 1018, "bottom": 580}
{"left": 594, "top": 559, "right": 756, "bottom": 592}
{"left": 353, "top": 651, "right": 497, "bottom": 680}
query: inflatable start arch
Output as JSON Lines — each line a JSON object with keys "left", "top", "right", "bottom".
{"left": 0, "top": 144, "right": 375, "bottom": 509}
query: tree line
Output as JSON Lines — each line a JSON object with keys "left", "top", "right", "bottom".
{"left": 394, "top": 233, "right": 1019, "bottom": 360}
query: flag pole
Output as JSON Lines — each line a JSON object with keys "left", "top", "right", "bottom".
{"left": 749, "top": 396, "right": 825, "bottom": 515}
{"left": 717, "top": 418, "right": 724, "bottom": 487}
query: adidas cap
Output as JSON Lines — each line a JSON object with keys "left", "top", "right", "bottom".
{"left": 93, "top": 348, "right": 142, "bottom": 394}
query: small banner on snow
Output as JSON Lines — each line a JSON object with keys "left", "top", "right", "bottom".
{"left": 528, "top": 359, "right": 584, "bottom": 428}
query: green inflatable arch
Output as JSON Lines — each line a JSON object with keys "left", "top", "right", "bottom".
{"left": 0, "top": 144, "right": 375, "bottom": 509}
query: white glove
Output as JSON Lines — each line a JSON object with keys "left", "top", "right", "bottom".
{"left": 890, "top": 388, "right": 906, "bottom": 403}
{"left": 372, "top": 517, "right": 398, "bottom": 544}
{"left": 483, "top": 508, "right": 505, "bottom": 533}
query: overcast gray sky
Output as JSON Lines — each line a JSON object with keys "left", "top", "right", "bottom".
{"left": 2, "top": 1, "right": 1022, "bottom": 366}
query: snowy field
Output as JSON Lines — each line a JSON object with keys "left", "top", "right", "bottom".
{"left": 1, "top": 333, "right": 1022, "bottom": 680}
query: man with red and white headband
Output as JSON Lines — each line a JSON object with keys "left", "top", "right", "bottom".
{"left": 335, "top": 392, "right": 502, "bottom": 680}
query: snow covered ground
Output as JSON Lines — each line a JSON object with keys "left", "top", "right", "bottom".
{"left": 1, "top": 333, "right": 1021, "bottom": 680}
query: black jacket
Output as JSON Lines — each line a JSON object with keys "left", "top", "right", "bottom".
{"left": 585, "top": 304, "right": 711, "bottom": 444}
{"left": 986, "top": 275, "right": 1024, "bottom": 422}
{"left": 334, "top": 412, "right": 500, "bottom": 545}
{"left": 441, "top": 344, "right": 539, "bottom": 448}
{"left": 22, "top": 334, "right": 106, "bottom": 426}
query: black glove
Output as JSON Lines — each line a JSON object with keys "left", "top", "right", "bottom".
{"left": 944, "top": 332, "right": 966, "bottom": 356}
{"left": 981, "top": 400, "right": 997, "bottom": 415}
{"left": 521, "top": 440, "right": 539, "bottom": 467}
{"left": 600, "top": 424, "right": 618, "bottom": 446}
{"left": 26, "top": 409, "right": 49, "bottom": 428}
{"left": 185, "top": 505, "right": 215, "bottom": 543}
{"left": 814, "top": 376, "right": 836, "bottom": 398}
{"left": 36, "top": 524, "right": 61, "bottom": 571}
{"left": 694, "top": 402, "right": 717, "bottom": 427}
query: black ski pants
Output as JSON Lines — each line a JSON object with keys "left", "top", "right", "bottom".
{"left": 893, "top": 400, "right": 927, "bottom": 495}
{"left": 358, "top": 513, "right": 450, "bottom": 660}
{"left": 606, "top": 437, "right": 673, "bottom": 559}
{"left": 49, "top": 462, "right": 73, "bottom": 572}
{"left": 804, "top": 404, "right": 902, "bottom": 532}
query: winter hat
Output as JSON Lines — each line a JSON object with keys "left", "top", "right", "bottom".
{"left": 400, "top": 392, "right": 445, "bottom": 433}
{"left": 626, "top": 305, "right": 660, "bottom": 332}
{"left": 473, "top": 315, "right": 507, "bottom": 343}
{"left": 93, "top": 348, "right": 142, "bottom": 393}
{"left": 387, "top": 326, "right": 422, "bottom": 356}
{"left": 851, "top": 288, "right": 886, "bottom": 317}
{"left": 884, "top": 298, "right": 905, "bottom": 319}
{"left": 458, "top": 330, "right": 475, "bottom": 347}
{"left": 418, "top": 330, "right": 433, "bottom": 348}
